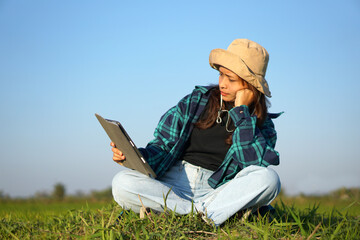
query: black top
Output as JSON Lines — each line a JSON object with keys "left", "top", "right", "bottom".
{"left": 181, "top": 101, "right": 233, "bottom": 171}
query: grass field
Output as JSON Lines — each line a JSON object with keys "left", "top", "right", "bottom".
{"left": 1, "top": 191, "right": 359, "bottom": 239}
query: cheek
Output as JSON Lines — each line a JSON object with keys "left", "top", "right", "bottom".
{"left": 231, "top": 83, "right": 245, "bottom": 94}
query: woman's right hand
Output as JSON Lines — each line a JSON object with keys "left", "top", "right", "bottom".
{"left": 234, "top": 88, "right": 254, "bottom": 107}
{"left": 110, "top": 142, "right": 126, "bottom": 165}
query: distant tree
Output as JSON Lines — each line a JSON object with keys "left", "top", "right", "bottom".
{"left": 90, "top": 187, "right": 112, "bottom": 200}
{"left": 34, "top": 190, "right": 50, "bottom": 199}
{"left": 74, "top": 190, "right": 85, "bottom": 198}
{"left": 330, "top": 187, "right": 360, "bottom": 200}
{"left": 0, "top": 190, "right": 10, "bottom": 200}
{"left": 52, "top": 183, "right": 66, "bottom": 200}
{"left": 0, "top": 190, "right": 5, "bottom": 199}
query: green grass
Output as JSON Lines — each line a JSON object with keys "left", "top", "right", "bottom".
{"left": 273, "top": 195, "right": 360, "bottom": 216}
{"left": 0, "top": 199, "right": 106, "bottom": 221}
{"left": 1, "top": 196, "right": 359, "bottom": 239}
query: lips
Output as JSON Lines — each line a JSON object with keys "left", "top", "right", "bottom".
{"left": 221, "top": 91, "right": 229, "bottom": 96}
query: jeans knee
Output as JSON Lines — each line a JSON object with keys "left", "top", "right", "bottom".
{"left": 240, "top": 166, "right": 281, "bottom": 194}
{"left": 261, "top": 167, "right": 281, "bottom": 197}
{"left": 112, "top": 169, "right": 138, "bottom": 204}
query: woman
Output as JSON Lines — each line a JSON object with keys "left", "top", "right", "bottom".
{"left": 111, "top": 39, "right": 281, "bottom": 226}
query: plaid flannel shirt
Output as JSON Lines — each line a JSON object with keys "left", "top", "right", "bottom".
{"left": 139, "top": 85, "right": 281, "bottom": 188}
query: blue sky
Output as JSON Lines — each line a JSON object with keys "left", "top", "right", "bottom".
{"left": 0, "top": 0, "right": 359, "bottom": 197}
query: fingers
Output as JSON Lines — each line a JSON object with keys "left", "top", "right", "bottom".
{"left": 112, "top": 147, "right": 125, "bottom": 160}
{"left": 236, "top": 88, "right": 252, "bottom": 96}
{"left": 235, "top": 89, "right": 254, "bottom": 107}
{"left": 110, "top": 142, "right": 126, "bottom": 164}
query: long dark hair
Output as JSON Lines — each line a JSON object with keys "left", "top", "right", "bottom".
{"left": 195, "top": 85, "right": 269, "bottom": 144}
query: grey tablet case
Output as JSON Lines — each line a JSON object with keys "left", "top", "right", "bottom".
{"left": 95, "top": 113, "right": 157, "bottom": 178}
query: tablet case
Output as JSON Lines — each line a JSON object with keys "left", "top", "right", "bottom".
{"left": 95, "top": 113, "right": 157, "bottom": 178}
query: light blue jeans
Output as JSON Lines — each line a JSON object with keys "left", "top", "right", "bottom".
{"left": 112, "top": 160, "right": 280, "bottom": 226}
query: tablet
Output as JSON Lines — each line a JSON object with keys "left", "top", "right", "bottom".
{"left": 95, "top": 113, "right": 157, "bottom": 178}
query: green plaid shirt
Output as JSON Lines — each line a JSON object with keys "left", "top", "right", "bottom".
{"left": 139, "top": 86, "right": 281, "bottom": 188}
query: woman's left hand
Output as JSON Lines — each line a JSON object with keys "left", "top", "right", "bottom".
{"left": 234, "top": 89, "right": 254, "bottom": 107}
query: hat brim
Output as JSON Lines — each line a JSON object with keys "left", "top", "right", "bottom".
{"left": 209, "top": 49, "right": 271, "bottom": 97}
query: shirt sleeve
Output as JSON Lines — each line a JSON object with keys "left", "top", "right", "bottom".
{"left": 208, "top": 105, "right": 280, "bottom": 188}
{"left": 228, "top": 105, "right": 280, "bottom": 168}
{"left": 138, "top": 95, "right": 188, "bottom": 176}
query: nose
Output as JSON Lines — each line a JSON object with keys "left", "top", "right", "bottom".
{"left": 219, "top": 77, "right": 227, "bottom": 89}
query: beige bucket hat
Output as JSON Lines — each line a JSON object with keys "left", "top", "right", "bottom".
{"left": 209, "top": 39, "right": 271, "bottom": 97}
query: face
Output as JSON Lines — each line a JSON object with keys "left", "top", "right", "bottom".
{"left": 218, "top": 66, "right": 249, "bottom": 102}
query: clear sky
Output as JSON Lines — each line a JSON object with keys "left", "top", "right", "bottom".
{"left": 0, "top": 0, "right": 359, "bottom": 197}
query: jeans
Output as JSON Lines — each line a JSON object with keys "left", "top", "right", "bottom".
{"left": 112, "top": 160, "right": 280, "bottom": 226}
